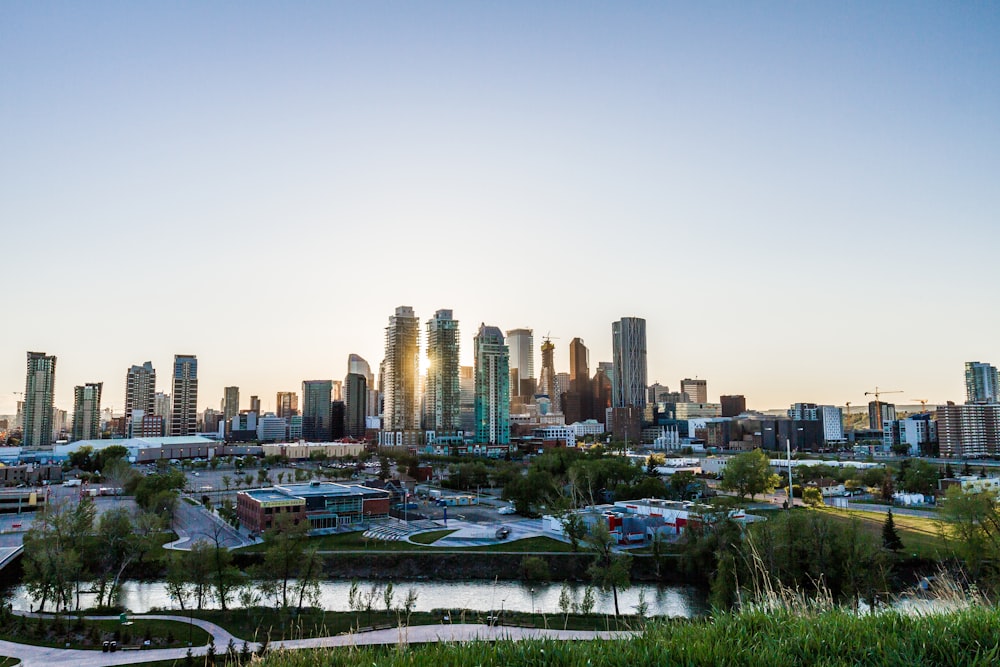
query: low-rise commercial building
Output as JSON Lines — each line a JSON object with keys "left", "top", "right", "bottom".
{"left": 237, "top": 481, "right": 390, "bottom": 535}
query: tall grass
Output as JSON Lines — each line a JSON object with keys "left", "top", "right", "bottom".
{"left": 249, "top": 606, "right": 1000, "bottom": 666}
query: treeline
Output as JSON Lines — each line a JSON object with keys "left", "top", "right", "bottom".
{"left": 21, "top": 499, "right": 170, "bottom": 612}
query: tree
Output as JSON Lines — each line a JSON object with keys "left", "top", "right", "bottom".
{"left": 719, "top": 450, "right": 780, "bottom": 501}
{"left": 221, "top": 475, "right": 232, "bottom": 492}
{"left": 802, "top": 487, "right": 824, "bottom": 507}
{"left": 561, "top": 513, "right": 588, "bottom": 552}
{"left": 900, "top": 460, "right": 939, "bottom": 496}
{"left": 940, "top": 486, "right": 1000, "bottom": 586}
{"left": 882, "top": 509, "right": 903, "bottom": 552}
{"left": 584, "top": 522, "right": 632, "bottom": 617}
{"left": 879, "top": 469, "right": 896, "bottom": 502}
{"left": 256, "top": 514, "right": 315, "bottom": 610}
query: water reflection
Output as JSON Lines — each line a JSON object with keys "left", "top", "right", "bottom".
{"left": 11, "top": 580, "right": 709, "bottom": 618}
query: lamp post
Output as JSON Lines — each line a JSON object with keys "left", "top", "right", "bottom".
{"left": 530, "top": 587, "right": 535, "bottom": 625}
{"left": 786, "top": 437, "right": 794, "bottom": 509}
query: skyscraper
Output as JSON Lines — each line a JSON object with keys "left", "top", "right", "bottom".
{"left": 965, "top": 361, "right": 1000, "bottom": 404}
{"left": 72, "top": 382, "right": 103, "bottom": 441}
{"left": 276, "top": 392, "right": 298, "bottom": 419}
{"left": 474, "top": 324, "right": 510, "bottom": 445}
{"left": 348, "top": 353, "right": 378, "bottom": 418}
{"left": 426, "top": 309, "right": 461, "bottom": 432}
{"left": 249, "top": 395, "right": 261, "bottom": 415}
{"left": 564, "top": 337, "right": 592, "bottom": 424}
{"left": 383, "top": 306, "right": 420, "bottom": 431}
{"left": 154, "top": 391, "right": 171, "bottom": 434}
{"left": 680, "top": 378, "right": 707, "bottom": 404}
{"left": 611, "top": 317, "right": 647, "bottom": 409}
{"left": 170, "top": 355, "right": 198, "bottom": 436}
{"left": 302, "top": 380, "right": 333, "bottom": 441}
{"left": 344, "top": 371, "right": 367, "bottom": 438}
{"left": 537, "top": 338, "right": 556, "bottom": 407}
{"left": 125, "top": 362, "right": 156, "bottom": 434}
{"left": 223, "top": 386, "right": 240, "bottom": 431}
{"left": 459, "top": 365, "right": 476, "bottom": 433}
{"left": 23, "top": 351, "right": 56, "bottom": 447}
{"left": 506, "top": 328, "right": 535, "bottom": 402}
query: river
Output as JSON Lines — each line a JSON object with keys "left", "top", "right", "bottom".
{"left": 10, "top": 580, "right": 709, "bottom": 617}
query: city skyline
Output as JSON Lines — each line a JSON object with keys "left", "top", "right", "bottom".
{"left": 2, "top": 3, "right": 998, "bottom": 414}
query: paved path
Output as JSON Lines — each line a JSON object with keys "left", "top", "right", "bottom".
{"left": 0, "top": 613, "right": 633, "bottom": 666}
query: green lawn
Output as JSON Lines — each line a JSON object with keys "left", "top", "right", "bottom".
{"left": 0, "top": 617, "right": 210, "bottom": 650}
{"left": 816, "top": 506, "right": 949, "bottom": 559}
{"left": 407, "top": 529, "right": 457, "bottom": 545}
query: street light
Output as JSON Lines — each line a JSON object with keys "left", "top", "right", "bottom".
{"left": 529, "top": 587, "right": 535, "bottom": 624}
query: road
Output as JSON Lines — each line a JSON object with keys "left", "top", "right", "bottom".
{"left": 0, "top": 613, "right": 633, "bottom": 667}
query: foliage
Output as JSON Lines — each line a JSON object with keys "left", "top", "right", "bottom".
{"left": 584, "top": 522, "right": 632, "bottom": 616}
{"left": 719, "top": 510, "right": 890, "bottom": 610}
{"left": 882, "top": 509, "right": 903, "bottom": 552}
{"left": 719, "top": 450, "right": 780, "bottom": 501}
{"left": 254, "top": 515, "right": 323, "bottom": 611}
{"left": 899, "top": 460, "right": 939, "bottom": 496}
{"left": 519, "top": 555, "right": 551, "bottom": 582}
{"left": 253, "top": 606, "right": 1000, "bottom": 667}
{"left": 802, "top": 487, "right": 823, "bottom": 507}
{"left": 940, "top": 486, "right": 1000, "bottom": 589}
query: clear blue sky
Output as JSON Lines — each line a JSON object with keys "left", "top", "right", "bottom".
{"left": 2, "top": 1, "right": 998, "bottom": 415}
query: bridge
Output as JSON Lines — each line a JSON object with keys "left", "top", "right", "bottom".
{"left": 0, "top": 546, "right": 23, "bottom": 571}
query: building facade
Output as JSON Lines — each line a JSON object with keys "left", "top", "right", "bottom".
{"left": 680, "top": 378, "right": 707, "bottom": 404}
{"left": 383, "top": 306, "right": 420, "bottom": 430}
{"left": 611, "top": 317, "right": 647, "bottom": 409}
{"left": 276, "top": 391, "right": 298, "bottom": 419}
{"left": 966, "top": 361, "right": 1000, "bottom": 404}
{"left": 302, "top": 380, "right": 333, "bottom": 441}
{"left": 170, "top": 355, "right": 198, "bottom": 436}
{"left": 125, "top": 362, "right": 156, "bottom": 436}
{"left": 23, "top": 351, "right": 57, "bottom": 447}
{"left": 425, "top": 309, "right": 461, "bottom": 432}
{"left": 474, "top": 324, "right": 510, "bottom": 445}
{"left": 71, "top": 382, "right": 103, "bottom": 441}
{"left": 937, "top": 404, "right": 1000, "bottom": 458}
{"left": 506, "top": 328, "right": 535, "bottom": 405}
{"left": 344, "top": 372, "right": 368, "bottom": 438}
{"left": 223, "top": 386, "right": 240, "bottom": 433}
{"left": 720, "top": 395, "right": 747, "bottom": 417}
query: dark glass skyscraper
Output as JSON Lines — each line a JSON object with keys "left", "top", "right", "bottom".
{"left": 170, "top": 355, "right": 198, "bottom": 436}
{"left": 24, "top": 351, "right": 56, "bottom": 447}
{"left": 302, "top": 380, "right": 333, "bottom": 441}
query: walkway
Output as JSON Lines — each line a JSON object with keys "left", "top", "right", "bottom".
{"left": 0, "top": 613, "right": 633, "bottom": 667}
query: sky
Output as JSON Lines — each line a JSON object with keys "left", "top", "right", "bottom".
{"left": 2, "top": 1, "right": 998, "bottom": 416}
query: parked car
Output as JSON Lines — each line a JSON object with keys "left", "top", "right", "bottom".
{"left": 497, "top": 506, "right": 517, "bottom": 515}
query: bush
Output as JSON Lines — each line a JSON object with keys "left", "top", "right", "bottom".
{"left": 520, "top": 556, "right": 551, "bottom": 582}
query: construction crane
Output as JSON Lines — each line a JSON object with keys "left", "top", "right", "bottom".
{"left": 912, "top": 399, "right": 929, "bottom": 413}
{"left": 864, "top": 387, "right": 903, "bottom": 427}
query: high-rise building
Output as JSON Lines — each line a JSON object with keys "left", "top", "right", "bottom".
{"left": 249, "top": 395, "right": 261, "bottom": 415}
{"left": 537, "top": 338, "right": 556, "bottom": 404}
{"left": 382, "top": 306, "right": 420, "bottom": 430}
{"left": 348, "top": 353, "right": 378, "bottom": 418}
{"left": 720, "top": 395, "right": 747, "bottom": 417}
{"left": 868, "top": 401, "right": 897, "bottom": 430}
{"left": 647, "top": 383, "right": 671, "bottom": 405}
{"left": 24, "top": 351, "right": 57, "bottom": 447}
{"left": 611, "top": 317, "right": 647, "bottom": 409}
{"left": 72, "top": 382, "right": 103, "bottom": 441}
{"left": 344, "top": 372, "right": 368, "bottom": 438}
{"left": 474, "top": 324, "right": 510, "bottom": 445}
{"left": 506, "top": 328, "right": 535, "bottom": 401}
{"left": 276, "top": 392, "right": 299, "bottom": 419}
{"left": 459, "top": 365, "right": 476, "bottom": 433}
{"left": 332, "top": 381, "right": 343, "bottom": 402}
{"left": 170, "top": 355, "right": 198, "bottom": 436}
{"left": 154, "top": 391, "right": 171, "bottom": 434}
{"left": 125, "top": 362, "right": 156, "bottom": 434}
{"left": 302, "top": 380, "right": 333, "bottom": 441}
{"left": 592, "top": 369, "right": 612, "bottom": 425}
{"left": 965, "top": 361, "right": 1000, "bottom": 404}
{"left": 426, "top": 309, "right": 461, "bottom": 432}
{"left": 223, "top": 386, "right": 240, "bottom": 431}
{"left": 938, "top": 404, "right": 1000, "bottom": 458}
{"left": 330, "top": 400, "right": 346, "bottom": 440}
{"left": 564, "top": 337, "right": 592, "bottom": 424}
{"left": 680, "top": 378, "right": 707, "bottom": 404}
